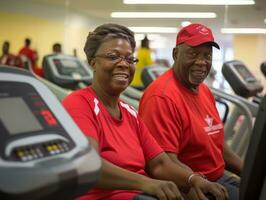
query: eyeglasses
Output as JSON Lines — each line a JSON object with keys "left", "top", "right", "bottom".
{"left": 94, "top": 54, "right": 139, "bottom": 65}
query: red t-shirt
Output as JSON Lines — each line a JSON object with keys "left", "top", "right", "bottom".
{"left": 63, "top": 87, "right": 163, "bottom": 200}
{"left": 18, "top": 47, "right": 37, "bottom": 65}
{"left": 139, "top": 68, "right": 225, "bottom": 181}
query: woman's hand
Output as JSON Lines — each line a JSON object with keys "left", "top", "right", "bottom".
{"left": 140, "top": 178, "right": 184, "bottom": 200}
{"left": 190, "top": 175, "right": 229, "bottom": 200}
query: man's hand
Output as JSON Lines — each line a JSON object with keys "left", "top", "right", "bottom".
{"left": 141, "top": 178, "right": 184, "bottom": 200}
{"left": 190, "top": 175, "right": 229, "bottom": 200}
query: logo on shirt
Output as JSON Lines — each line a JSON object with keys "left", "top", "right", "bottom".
{"left": 94, "top": 98, "right": 100, "bottom": 115}
{"left": 203, "top": 115, "right": 223, "bottom": 135}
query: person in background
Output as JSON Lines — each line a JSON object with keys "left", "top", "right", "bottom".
{"left": 31, "top": 49, "right": 45, "bottom": 77}
{"left": 18, "top": 38, "right": 44, "bottom": 77}
{"left": 63, "top": 23, "right": 228, "bottom": 200}
{"left": 73, "top": 48, "right": 78, "bottom": 57}
{"left": 131, "top": 35, "right": 154, "bottom": 90}
{"left": 139, "top": 23, "right": 243, "bottom": 200}
{"left": 18, "top": 38, "right": 37, "bottom": 66}
{"left": 52, "top": 43, "right": 62, "bottom": 54}
{"left": 0, "top": 41, "right": 23, "bottom": 68}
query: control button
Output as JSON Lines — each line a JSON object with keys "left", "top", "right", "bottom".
{"left": 36, "top": 148, "right": 43, "bottom": 157}
{"left": 40, "top": 110, "right": 58, "bottom": 126}
{"left": 17, "top": 150, "right": 25, "bottom": 158}
{"left": 62, "top": 143, "right": 69, "bottom": 151}
{"left": 47, "top": 146, "right": 53, "bottom": 151}
{"left": 52, "top": 144, "right": 58, "bottom": 150}
{"left": 27, "top": 155, "right": 33, "bottom": 160}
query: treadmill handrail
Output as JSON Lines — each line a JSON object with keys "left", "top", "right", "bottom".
{"left": 37, "top": 76, "right": 71, "bottom": 102}
{"left": 211, "top": 87, "right": 258, "bottom": 118}
{"left": 210, "top": 87, "right": 257, "bottom": 152}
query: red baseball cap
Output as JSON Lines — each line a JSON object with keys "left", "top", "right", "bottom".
{"left": 176, "top": 23, "right": 220, "bottom": 49}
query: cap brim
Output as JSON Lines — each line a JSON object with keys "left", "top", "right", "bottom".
{"left": 185, "top": 37, "right": 220, "bottom": 49}
{"left": 208, "top": 42, "right": 220, "bottom": 49}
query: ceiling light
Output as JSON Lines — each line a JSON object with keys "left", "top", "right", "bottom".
{"left": 129, "top": 27, "right": 178, "bottom": 33}
{"left": 111, "top": 12, "right": 216, "bottom": 18}
{"left": 221, "top": 28, "right": 266, "bottom": 34}
{"left": 135, "top": 34, "right": 163, "bottom": 40}
{"left": 123, "top": 0, "right": 255, "bottom": 5}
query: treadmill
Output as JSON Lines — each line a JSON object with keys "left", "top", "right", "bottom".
{"left": 240, "top": 94, "right": 266, "bottom": 200}
{"left": 222, "top": 60, "right": 263, "bottom": 98}
{"left": 0, "top": 65, "right": 101, "bottom": 200}
{"left": 43, "top": 54, "right": 93, "bottom": 90}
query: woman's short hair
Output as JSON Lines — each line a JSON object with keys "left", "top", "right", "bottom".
{"left": 84, "top": 23, "right": 136, "bottom": 63}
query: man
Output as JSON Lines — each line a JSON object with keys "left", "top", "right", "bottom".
{"left": 52, "top": 43, "right": 62, "bottom": 54}
{"left": 0, "top": 41, "right": 23, "bottom": 68}
{"left": 18, "top": 38, "right": 44, "bottom": 77}
{"left": 139, "top": 23, "right": 242, "bottom": 200}
{"left": 18, "top": 38, "right": 37, "bottom": 66}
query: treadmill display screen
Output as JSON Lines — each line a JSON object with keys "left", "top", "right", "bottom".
{"left": 60, "top": 59, "right": 79, "bottom": 68}
{"left": 0, "top": 97, "right": 43, "bottom": 135}
{"left": 235, "top": 64, "right": 253, "bottom": 80}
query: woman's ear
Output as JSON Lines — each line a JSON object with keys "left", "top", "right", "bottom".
{"left": 89, "top": 59, "right": 96, "bottom": 71}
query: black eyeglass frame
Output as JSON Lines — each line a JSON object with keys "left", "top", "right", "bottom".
{"left": 93, "top": 54, "right": 139, "bottom": 65}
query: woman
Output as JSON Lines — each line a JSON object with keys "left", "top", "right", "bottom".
{"left": 63, "top": 23, "right": 228, "bottom": 200}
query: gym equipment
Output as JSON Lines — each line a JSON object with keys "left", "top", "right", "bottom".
{"left": 240, "top": 95, "right": 266, "bottom": 200}
{"left": 222, "top": 60, "right": 263, "bottom": 98}
{"left": 43, "top": 54, "right": 93, "bottom": 90}
{"left": 0, "top": 66, "right": 101, "bottom": 200}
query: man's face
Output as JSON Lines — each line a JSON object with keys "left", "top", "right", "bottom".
{"left": 2, "top": 42, "right": 9, "bottom": 54}
{"left": 173, "top": 43, "right": 212, "bottom": 89}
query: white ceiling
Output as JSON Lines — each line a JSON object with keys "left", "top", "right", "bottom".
{"left": 1, "top": 0, "right": 266, "bottom": 45}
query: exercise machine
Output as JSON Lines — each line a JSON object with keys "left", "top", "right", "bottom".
{"left": 222, "top": 60, "right": 263, "bottom": 98}
{"left": 240, "top": 94, "right": 266, "bottom": 200}
{"left": 43, "top": 54, "right": 93, "bottom": 90}
{"left": 0, "top": 66, "right": 101, "bottom": 200}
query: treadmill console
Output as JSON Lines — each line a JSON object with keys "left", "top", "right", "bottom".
{"left": 0, "top": 66, "right": 101, "bottom": 200}
{"left": 141, "top": 66, "right": 168, "bottom": 88}
{"left": 222, "top": 60, "right": 263, "bottom": 97}
{"left": 43, "top": 54, "right": 93, "bottom": 89}
{"left": 0, "top": 81, "right": 74, "bottom": 162}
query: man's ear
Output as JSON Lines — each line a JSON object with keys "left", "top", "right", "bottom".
{"left": 172, "top": 47, "right": 178, "bottom": 60}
